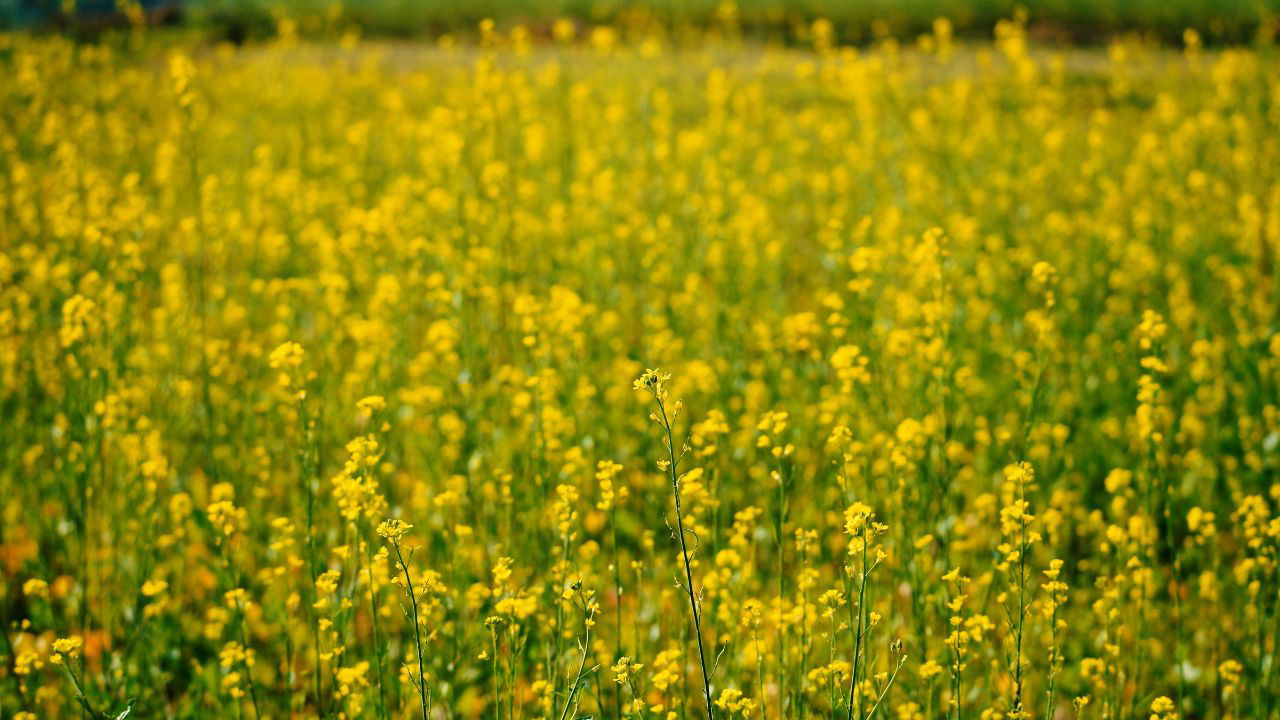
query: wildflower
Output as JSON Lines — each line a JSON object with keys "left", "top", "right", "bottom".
{"left": 268, "top": 341, "right": 305, "bottom": 369}
{"left": 21, "top": 579, "right": 48, "bottom": 599}
{"left": 50, "top": 636, "right": 83, "bottom": 665}
{"left": 15, "top": 651, "right": 43, "bottom": 675}
{"left": 60, "top": 295, "right": 98, "bottom": 348}
{"left": 376, "top": 518, "right": 413, "bottom": 540}
{"left": 1150, "top": 696, "right": 1178, "bottom": 720}
{"left": 596, "top": 459, "right": 627, "bottom": 510}
{"left": 221, "top": 671, "right": 245, "bottom": 699}
{"left": 632, "top": 368, "right": 671, "bottom": 394}
{"left": 142, "top": 579, "right": 169, "bottom": 596}
{"left": 356, "top": 395, "right": 386, "bottom": 418}
{"left": 612, "top": 656, "right": 643, "bottom": 684}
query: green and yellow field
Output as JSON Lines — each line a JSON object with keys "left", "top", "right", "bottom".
{"left": 1, "top": 12, "right": 1280, "bottom": 720}
{"left": 180, "top": 0, "right": 1280, "bottom": 45}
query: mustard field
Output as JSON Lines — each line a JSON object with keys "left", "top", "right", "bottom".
{"left": 1, "top": 17, "right": 1279, "bottom": 720}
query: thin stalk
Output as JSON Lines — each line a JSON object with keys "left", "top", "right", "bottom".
{"left": 658, "top": 394, "right": 715, "bottom": 720}
{"left": 846, "top": 528, "right": 869, "bottom": 720}
{"left": 236, "top": 601, "right": 263, "bottom": 720}
{"left": 61, "top": 661, "right": 105, "bottom": 720}
{"left": 556, "top": 600, "right": 596, "bottom": 720}
{"left": 362, "top": 530, "right": 389, "bottom": 720}
{"left": 392, "top": 539, "right": 431, "bottom": 720}
{"left": 612, "top": 509, "right": 625, "bottom": 720}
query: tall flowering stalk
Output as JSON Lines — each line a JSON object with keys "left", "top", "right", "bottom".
{"left": 997, "top": 461, "right": 1041, "bottom": 719}
{"left": 635, "top": 368, "right": 715, "bottom": 720}
{"left": 842, "top": 502, "right": 901, "bottom": 720}
{"left": 379, "top": 519, "right": 431, "bottom": 720}
{"left": 556, "top": 581, "right": 600, "bottom": 720}
{"left": 1043, "top": 558, "right": 1068, "bottom": 720}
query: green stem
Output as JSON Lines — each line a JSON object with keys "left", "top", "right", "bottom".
{"left": 393, "top": 540, "right": 431, "bottom": 720}
{"left": 656, "top": 394, "right": 715, "bottom": 720}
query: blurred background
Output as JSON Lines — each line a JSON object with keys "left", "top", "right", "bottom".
{"left": 3, "top": 0, "right": 1279, "bottom": 45}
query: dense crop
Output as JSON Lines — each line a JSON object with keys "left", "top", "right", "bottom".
{"left": 153, "top": 0, "right": 1280, "bottom": 45}
{"left": 1, "top": 16, "right": 1280, "bottom": 720}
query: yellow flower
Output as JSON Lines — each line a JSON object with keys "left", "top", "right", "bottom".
{"left": 268, "top": 341, "right": 305, "bottom": 369}
{"left": 1150, "top": 696, "right": 1178, "bottom": 720}
{"left": 15, "top": 651, "right": 43, "bottom": 676}
{"left": 50, "top": 636, "right": 83, "bottom": 665}
{"left": 21, "top": 578, "right": 48, "bottom": 599}
{"left": 356, "top": 395, "right": 386, "bottom": 417}
{"left": 142, "top": 579, "right": 169, "bottom": 597}
{"left": 221, "top": 671, "right": 245, "bottom": 699}
{"left": 377, "top": 518, "right": 413, "bottom": 540}
{"left": 611, "top": 656, "right": 643, "bottom": 684}
{"left": 632, "top": 368, "right": 670, "bottom": 392}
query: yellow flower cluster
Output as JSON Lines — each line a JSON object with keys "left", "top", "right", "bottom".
{"left": 2, "top": 12, "right": 1279, "bottom": 720}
